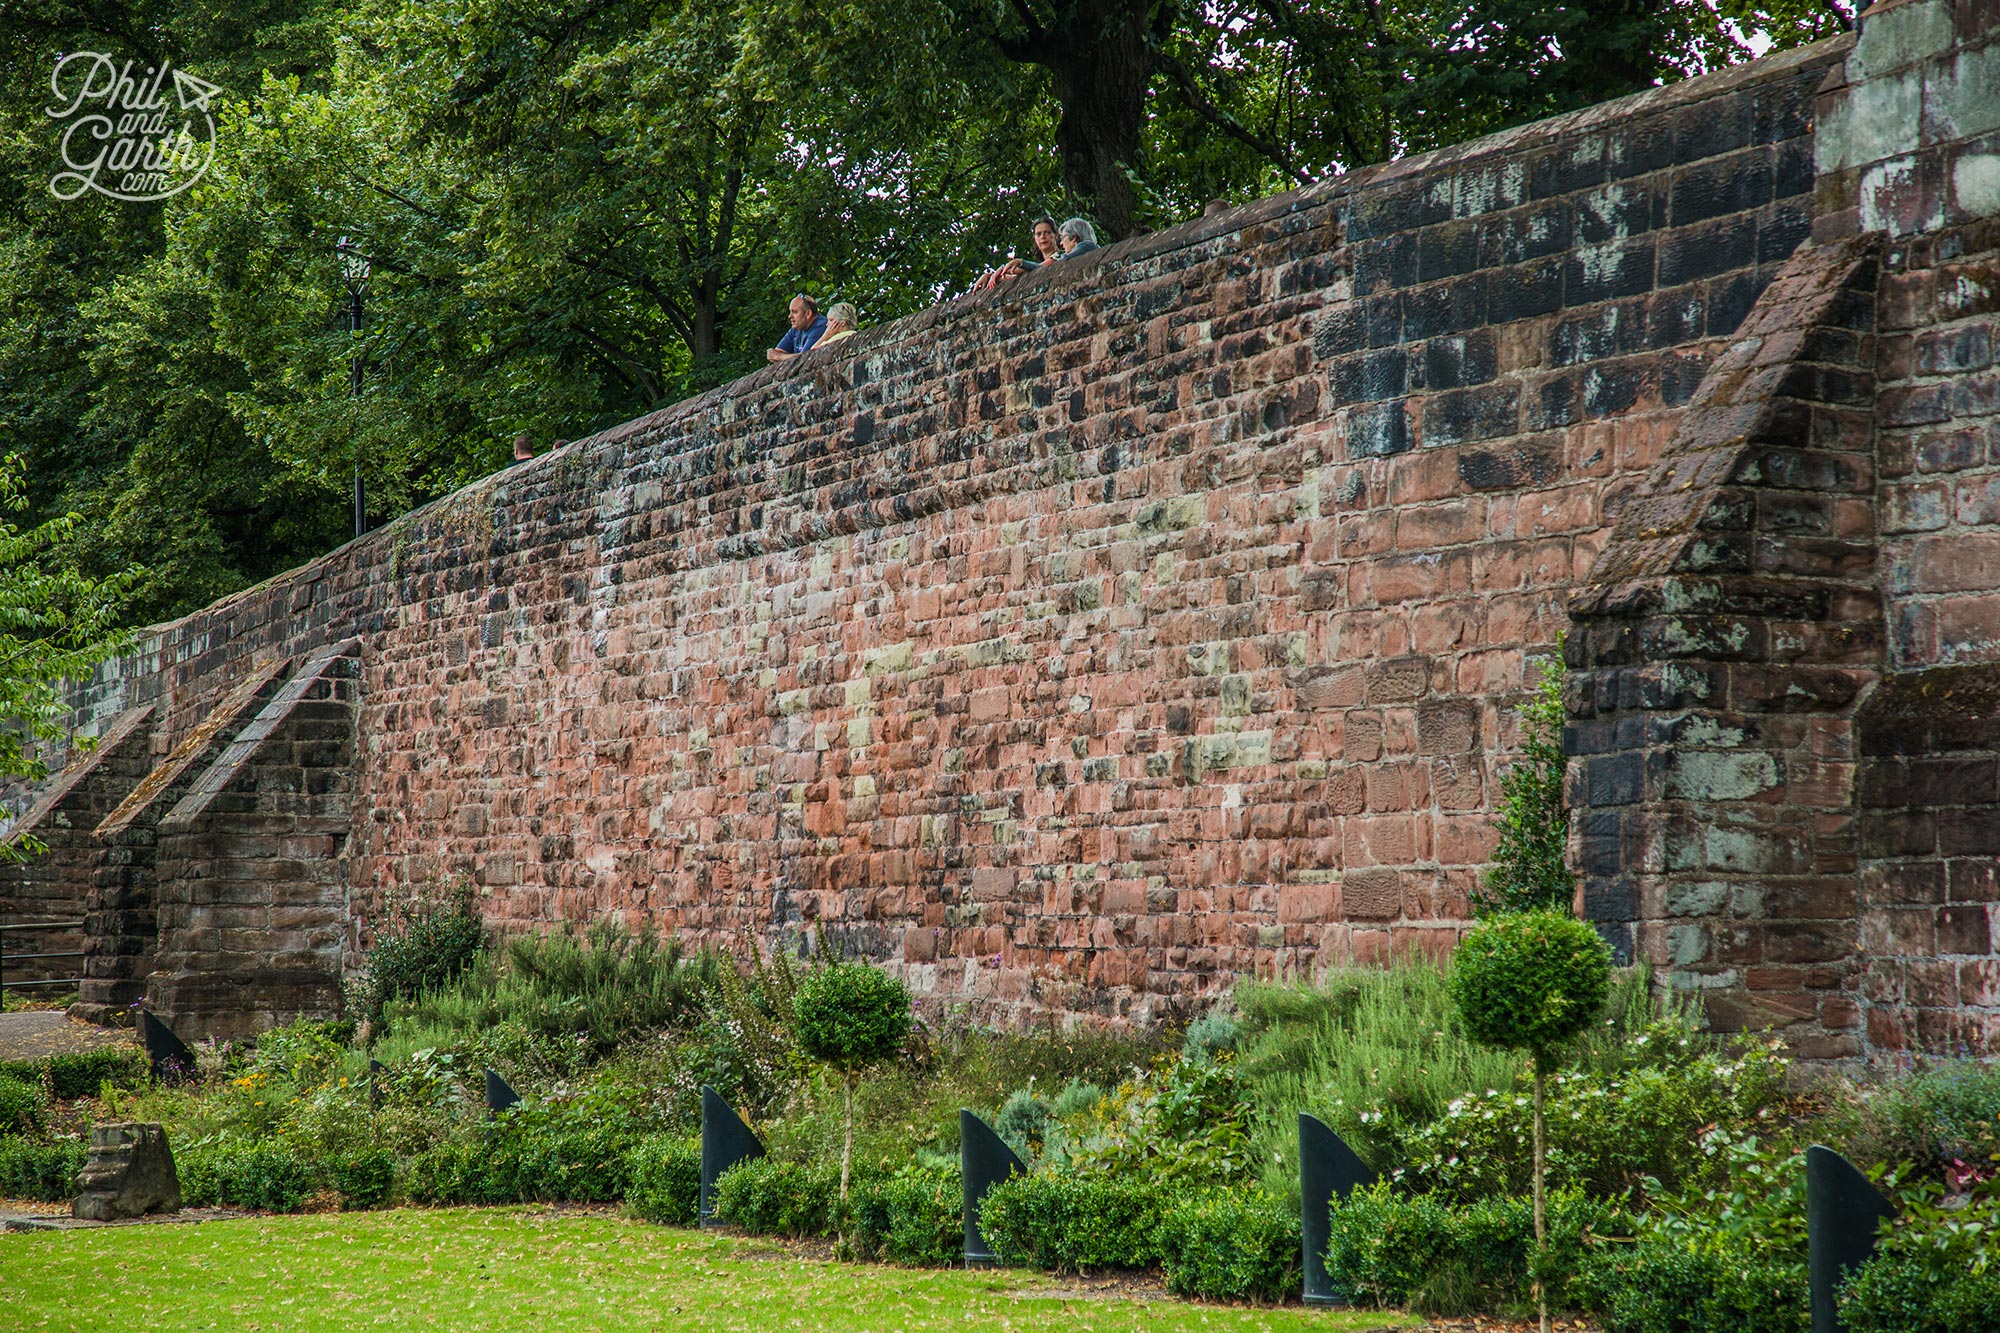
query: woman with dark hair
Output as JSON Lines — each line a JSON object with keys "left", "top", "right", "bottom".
{"left": 975, "top": 216, "right": 1061, "bottom": 291}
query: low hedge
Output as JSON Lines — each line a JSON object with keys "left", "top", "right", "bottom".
{"left": 849, "top": 1164, "right": 961, "bottom": 1266}
{"left": 0, "top": 1137, "right": 85, "bottom": 1200}
{"left": 0, "top": 1072, "right": 48, "bottom": 1135}
{"left": 625, "top": 1136, "right": 701, "bottom": 1226}
{"left": 0, "top": 1047, "right": 150, "bottom": 1100}
{"left": 178, "top": 1139, "right": 318, "bottom": 1212}
{"left": 1329, "top": 1182, "right": 1625, "bottom": 1316}
{"left": 1155, "top": 1189, "right": 1301, "bottom": 1304}
{"left": 712, "top": 1157, "right": 843, "bottom": 1238}
{"left": 977, "top": 1172, "right": 1167, "bottom": 1273}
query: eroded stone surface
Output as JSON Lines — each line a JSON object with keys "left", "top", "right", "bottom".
{"left": 73, "top": 1122, "right": 180, "bottom": 1222}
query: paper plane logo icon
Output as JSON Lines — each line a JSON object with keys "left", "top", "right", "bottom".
{"left": 173, "top": 68, "right": 222, "bottom": 111}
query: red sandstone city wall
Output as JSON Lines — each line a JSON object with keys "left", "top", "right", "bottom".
{"left": 30, "top": 40, "right": 1847, "bottom": 1026}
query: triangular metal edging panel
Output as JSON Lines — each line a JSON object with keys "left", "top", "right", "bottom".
{"left": 700, "top": 1086, "right": 765, "bottom": 1226}
{"left": 1806, "top": 1144, "right": 1896, "bottom": 1333}
{"left": 960, "top": 1109, "right": 1026, "bottom": 1267}
{"left": 1301, "top": 1113, "right": 1376, "bottom": 1306}
{"left": 485, "top": 1068, "right": 521, "bottom": 1114}
{"left": 137, "top": 1009, "right": 196, "bottom": 1084}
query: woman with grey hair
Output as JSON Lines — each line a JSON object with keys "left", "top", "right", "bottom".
{"left": 1057, "top": 217, "right": 1099, "bottom": 257}
{"left": 816, "top": 301, "right": 860, "bottom": 349}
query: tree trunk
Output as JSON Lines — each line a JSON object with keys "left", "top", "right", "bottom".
{"left": 1533, "top": 1060, "right": 1548, "bottom": 1333}
{"left": 1045, "top": 12, "right": 1152, "bottom": 241}
{"left": 840, "top": 1072, "right": 855, "bottom": 1200}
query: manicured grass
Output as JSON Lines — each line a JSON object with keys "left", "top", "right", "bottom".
{"left": 0, "top": 1207, "right": 1416, "bottom": 1332}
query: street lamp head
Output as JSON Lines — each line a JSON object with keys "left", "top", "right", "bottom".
{"left": 335, "top": 235, "right": 371, "bottom": 288}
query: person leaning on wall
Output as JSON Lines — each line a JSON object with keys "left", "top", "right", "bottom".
{"left": 815, "top": 302, "right": 859, "bottom": 349}
{"left": 1055, "top": 217, "right": 1099, "bottom": 258}
{"left": 767, "top": 294, "right": 826, "bottom": 362}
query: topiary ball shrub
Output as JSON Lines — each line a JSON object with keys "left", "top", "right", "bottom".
{"left": 791, "top": 963, "right": 913, "bottom": 1072}
{"left": 1155, "top": 1188, "right": 1301, "bottom": 1304}
{"left": 625, "top": 1136, "right": 702, "bottom": 1226}
{"left": 1450, "top": 909, "right": 1612, "bottom": 1065}
{"left": 792, "top": 961, "right": 912, "bottom": 1197}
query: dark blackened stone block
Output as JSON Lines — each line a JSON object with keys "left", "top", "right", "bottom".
{"left": 1366, "top": 293, "right": 1404, "bottom": 347}
{"left": 961, "top": 1109, "right": 1026, "bottom": 1267}
{"left": 1775, "top": 137, "right": 1815, "bottom": 198}
{"left": 485, "top": 1068, "right": 521, "bottom": 1114}
{"left": 1459, "top": 440, "right": 1563, "bottom": 491}
{"left": 1674, "top": 95, "right": 1752, "bottom": 163}
{"left": 1330, "top": 347, "right": 1410, "bottom": 403}
{"left": 1552, "top": 301, "right": 1648, "bottom": 367}
{"left": 1707, "top": 270, "right": 1764, "bottom": 336}
{"left": 1416, "top": 220, "right": 1480, "bottom": 282}
{"left": 1529, "top": 138, "right": 1607, "bottom": 199}
{"left": 1661, "top": 214, "right": 1759, "bottom": 286}
{"left": 1480, "top": 202, "right": 1571, "bottom": 266}
{"left": 1611, "top": 116, "right": 1677, "bottom": 180}
{"left": 1423, "top": 383, "right": 1520, "bottom": 447}
{"left": 1670, "top": 150, "right": 1774, "bottom": 227}
{"left": 1660, "top": 351, "right": 1713, "bottom": 406}
{"left": 1585, "top": 752, "right": 1643, "bottom": 806}
{"left": 1594, "top": 921, "right": 1635, "bottom": 966}
{"left": 701, "top": 1086, "right": 766, "bottom": 1226}
{"left": 1484, "top": 260, "right": 1562, "bottom": 329}
{"left": 1761, "top": 200, "right": 1814, "bottom": 266}
{"left": 1312, "top": 307, "right": 1366, "bottom": 360}
{"left": 1576, "top": 182, "right": 1659, "bottom": 245}
{"left": 1582, "top": 878, "right": 1637, "bottom": 924}
{"left": 1353, "top": 234, "right": 1415, "bottom": 296}
{"left": 1348, "top": 400, "right": 1413, "bottom": 458}
{"left": 1565, "top": 239, "right": 1657, "bottom": 307}
{"left": 1755, "top": 72, "right": 1817, "bottom": 144}
{"left": 1403, "top": 278, "right": 1486, "bottom": 339}
{"left": 1300, "top": 1114, "right": 1376, "bottom": 1306}
{"left": 138, "top": 1010, "right": 195, "bottom": 1084}
{"left": 1422, "top": 331, "right": 1498, "bottom": 390}
{"left": 1806, "top": 1145, "right": 1896, "bottom": 1333}
{"left": 73, "top": 1122, "right": 179, "bottom": 1221}
{"left": 1583, "top": 363, "right": 1645, "bottom": 418}
{"left": 1529, "top": 374, "right": 1580, "bottom": 431}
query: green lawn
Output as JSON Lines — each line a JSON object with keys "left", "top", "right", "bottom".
{"left": 0, "top": 1207, "right": 1416, "bottom": 1332}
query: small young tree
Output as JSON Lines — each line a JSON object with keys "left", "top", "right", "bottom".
{"left": 1479, "top": 650, "right": 1573, "bottom": 914}
{"left": 1449, "top": 909, "right": 1611, "bottom": 1333}
{"left": 791, "top": 961, "right": 913, "bottom": 1199}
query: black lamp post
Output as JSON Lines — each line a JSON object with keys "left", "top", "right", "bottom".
{"left": 335, "top": 236, "right": 370, "bottom": 539}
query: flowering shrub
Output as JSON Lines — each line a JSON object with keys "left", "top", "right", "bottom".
{"left": 1574, "top": 1131, "right": 1808, "bottom": 1333}
{"left": 1401, "top": 1031, "right": 1789, "bottom": 1201}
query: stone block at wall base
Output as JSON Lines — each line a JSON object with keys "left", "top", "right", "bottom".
{"left": 73, "top": 1122, "right": 179, "bottom": 1222}
{"left": 142, "top": 968, "right": 342, "bottom": 1044}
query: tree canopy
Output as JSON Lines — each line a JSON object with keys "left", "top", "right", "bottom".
{"left": 1, "top": 0, "right": 1856, "bottom": 626}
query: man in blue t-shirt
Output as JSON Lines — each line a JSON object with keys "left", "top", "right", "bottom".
{"left": 767, "top": 295, "right": 827, "bottom": 362}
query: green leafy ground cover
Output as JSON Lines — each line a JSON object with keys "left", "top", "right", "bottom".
{"left": 0, "top": 1207, "right": 1415, "bottom": 1333}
